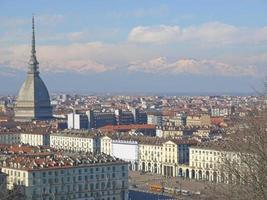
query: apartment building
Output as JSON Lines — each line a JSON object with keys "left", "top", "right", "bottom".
{"left": 1, "top": 153, "right": 129, "bottom": 200}
{"left": 20, "top": 133, "right": 50, "bottom": 146}
{"left": 187, "top": 114, "right": 211, "bottom": 126}
{"left": 156, "top": 126, "right": 183, "bottom": 138}
{"left": 139, "top": 137, "right": 194, "bottom": 177}
{"left": 50, "top": 130, "right": 101, "bottom": 153}
{"left": 101, "top": 136, "right": 139, "bottom": 171}
{"left": 67, "top": 112, "right": 89, "bottom": 129}
{"left": 187, "top": 142, "right": 238, "bottom": 183}
{"left": 0, "top": 131, "right": 49, "bottom": 146}
{"left": 0, "top": 132, "right": 21, "bottom": 144}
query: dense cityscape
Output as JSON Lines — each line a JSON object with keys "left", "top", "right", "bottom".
{"left": 1, "top": 1, "right": 267, "bottom": 200}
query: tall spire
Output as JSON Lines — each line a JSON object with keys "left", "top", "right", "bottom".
{"left": 32, "top": 15, "right": 36, "bottom": 56}
{"left": 28, "top": 15, "right": 39, "bottom": 74}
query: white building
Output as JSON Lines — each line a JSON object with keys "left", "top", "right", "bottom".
{"left": 50, "top": 130, "right": 100, "bottom": 153}
{"left": 68, "top": 113, "right": 89, "bottom": 129}
{"left": 101, "top": 136, "right": 139, "bottom": 171}
{"left": 20, "top": 133, "right": 50, "bottom": 146}
{"left": 1, "top": 153, "right": 129, "bottom": 200}
{"left": 0, "top": 132, "right": 49, "bottom": 146}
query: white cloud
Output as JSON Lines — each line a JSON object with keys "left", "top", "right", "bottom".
{"left": 128, "top": 57, "right": 257, "bottom": 76}
{"left": 0, "top": 40, "right": 262, "bottom": 77}
{"left": 0, "top": 43, "right": 112, "bottom": 74}
{"left": 128, "top": 22, "right": 267, "bottom": 46}
{"left": 128, "top": 25, "right": 181, "bottom": 44}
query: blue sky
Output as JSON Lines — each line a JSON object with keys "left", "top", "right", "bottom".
{"left": 0, "top": 0, "right": 267, "bottom": 94}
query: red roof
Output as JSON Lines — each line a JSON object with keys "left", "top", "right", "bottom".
{"left": 211, "top": 117, "right": 224, "bottom": 125}
{"left": 99, "top": 124, "right": 155, "bottom": 132}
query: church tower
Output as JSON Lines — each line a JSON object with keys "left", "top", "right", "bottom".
{"left": 15, "top": 16, "right": 52, "bottom": 121}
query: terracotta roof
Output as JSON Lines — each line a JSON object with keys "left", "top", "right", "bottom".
{"left": 1, "top": 152, "right": 126, "bottom": 171}
{"left": 99, "top": 124, "right": 155, "bottom": 132}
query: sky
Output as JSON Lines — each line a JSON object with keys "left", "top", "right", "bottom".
{"left": 0, "top": 0, "right": 267, "bottom": 95}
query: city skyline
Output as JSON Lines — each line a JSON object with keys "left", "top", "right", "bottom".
{"left": 0, "top": 0, "right": 267, "bottom": 94}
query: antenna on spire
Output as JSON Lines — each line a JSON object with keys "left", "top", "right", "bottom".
{"left": 32, "top": 15, "right": 36, "bottom": 55}
{"left": 28, "top": 14, "right": 39, "bottom": 74}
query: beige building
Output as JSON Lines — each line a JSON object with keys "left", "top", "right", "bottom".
{"left": 139, "top": 138, "right": 193, "bottom": 177}
{"left": 101, "top": 135, "right": 112, "bottom": 155}
{"left": 187, "top": 114, "right": 211, "bottom": 126}
{"left": 176, "top": 142, "right": 239, "bottom": 183}
{"left": 101, "top": 135, "right": 193, "bottom": 176}
{"left": 0, "top": 103, "right": 6, "bottom": 113}
{"left": 156, "top": 126, "right": 183, "bottom": 138}
{"left": 1, "top": 153, "right": 129, "bottom": 200}
{"left": 139, "top": 140, "right": 163, "bottom": 175}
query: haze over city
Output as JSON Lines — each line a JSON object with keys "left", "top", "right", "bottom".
{"left": 1, "top": 0, "right": 266, "bottom": 94}
{"left": 0, "top": 1, "right": 267, "bottom": 200}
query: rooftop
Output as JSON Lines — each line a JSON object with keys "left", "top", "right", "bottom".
{"left": 99, "top": 124, "right": 156, "bottom": 132}
{"left": 1, "top": 152, "right": 126, "bottom": 171}
{"left": 51, "top": 129, "right": 101, "bottom": 138}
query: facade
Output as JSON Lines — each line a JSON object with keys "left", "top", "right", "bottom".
{"left": 20, "top": 133, "right": 50, "bottom": 146}
{"left": 168, "top": 113, "right": 186, "bottom": 126}
{"left": 100, "top": 136, "right": 112, "bottom": 155}
{"left": 88, "top": 111, "right": 116, "bottom": 129}
{"left": 50, "top": 130, "right": 100, "bottom": 153}
{"left": 139, "top": 142, "right": 163, "bottom": 174}
{"left": 114, "top": 110, "right": 134, "bottom": 125}
{"left": 131, "top": 108, "right": 147, "bottom": 124}
{"left": 175, "top": 143, "right": 239, "bottom": 184}
{"left": 211, "top": 107, "right": 230, "bottom": 117}
{"left": 1, "top": 153, "right": 129, "bottom": 200}
{"left": 186, "top": 114, "right": 211, "bottom": 126}
{"left": 101, "top": 136, "right": 193, "bottom": 175}
{"left": 147, "top": 113, "right": 163, "bottom": 126}
{"left": 156, "top": 126, "right": 183, "bottom": 138}
{"left": 0, "top": 132, "right": 49, "bottom": 146}
{"left": 138, "top": 138, "right": 193, "bottom": 177}
{"left": 0, "top": 171, "right": 7, "bottom": 191}
{"left": 0, "top": 132, "right": 21, "bottom": 144}
{"left": 0, "top": 101, "right": 7, "bottom": 113}
{"left": 67, "top": 112, "right": 89, "bottom": 129}
{"left": 15, "top": 16, "right": 52, "bottom": 122}
{"left": 101, "top": 136, "right": 139, "bottom": 171}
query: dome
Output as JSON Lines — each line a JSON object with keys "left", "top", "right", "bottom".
{"left": 15, "top": 73, "right": 53, "bottom": 121}
{"left": 17, "top": 74, "right": 51, "bottom": 107}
